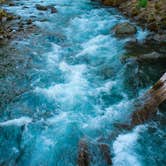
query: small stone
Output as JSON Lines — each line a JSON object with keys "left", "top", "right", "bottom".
{"left": 50, "top": 6, "right": 57, "bottom": 13}
{"left": 9, "top": 2, "right": 15, "bottom": 6}
{"left": 0, "top": 35, "right": 4, "bottom": 40}
{"left": 27, "top": 19, "right": 32, "bottom": 24}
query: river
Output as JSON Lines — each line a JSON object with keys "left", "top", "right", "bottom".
{"left": 0, "top": 0, "right": 165, "bottom": 166}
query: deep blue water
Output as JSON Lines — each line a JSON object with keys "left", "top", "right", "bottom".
{"left": 0, "top": 0, "right": 165, "bottom": 166}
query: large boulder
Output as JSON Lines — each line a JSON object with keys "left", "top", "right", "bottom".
{"left": 114, "top": 22, "right": 137, "bottom": 36}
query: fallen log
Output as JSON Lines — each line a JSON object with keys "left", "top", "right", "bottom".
{"left": 113, "top": 72, "right": 166, "bottom": 129}
{"left": 77, "top": 73, "right": 166, "bottom": 165}
{"left": 131, "top": 72, "right": 166, "bottom": 126}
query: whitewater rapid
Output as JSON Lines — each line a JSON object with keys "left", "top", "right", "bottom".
{"left": 1, "top": 0, "right": 165, "bottom": 166}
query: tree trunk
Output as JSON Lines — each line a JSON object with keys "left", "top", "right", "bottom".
{"left": 131, "top": 72, "right": 166, "bottom": 126}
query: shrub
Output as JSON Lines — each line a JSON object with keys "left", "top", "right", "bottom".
{"left": 138, "top": 0, "right": 148, "bottom": 8}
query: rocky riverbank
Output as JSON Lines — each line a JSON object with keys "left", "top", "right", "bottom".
{"left": 100, "top": 0, "right": 166, "bottom": 62}
{"left": 0, "top": 2, "right": 37, "bottom": 44}
{"left": 0, "top": 1, "right": 57, "bottom": 44}
{"left": 102, "top": 0, "right": 166, "bottom": 32}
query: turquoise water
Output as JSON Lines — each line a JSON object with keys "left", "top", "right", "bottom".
{"left": 0, "top": 0, "right": 165, "bottom": 166}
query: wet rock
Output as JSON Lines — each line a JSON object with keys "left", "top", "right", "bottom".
{"left": 27, "top": 19, "right": 32, "bottom": 25}
{"left": 22, "top": 6, "right": 29, "bottom": 9}
{"left": 113, "top": 22, "right": 137, "bottom": 36}
{"left": 99, "top": 144, "right": 112, "bottom": 165}
{"left": 100, "top": 67, "right": 113, "bottom": 79}
{"left": 48, "top": 6, "right": 57, "bottom": 13}
{"left": 124, "top": 37, "right": 166, "bottom": 62}
{"left": 137, "top": 51, "right": 166, "bottom": 61}
{"left": 35, "top": 4, "right": 57, "bottom": 13}
{"left": 35, "top": 4, "right": 48, "bottom": 11}
{"left": 0, "top": 35, "right": 4, "bottom": 40}
{"left": 9, "top": 2, "right": 15, "bottom": 6}
{"left": 113, "top": 123, "right": 132, "bottom": 131}
{"left": 146, "top": 33, "right": 166, "bottom": 44}
{"left": 78, "top": 139, "right": 90, "bottom": 166}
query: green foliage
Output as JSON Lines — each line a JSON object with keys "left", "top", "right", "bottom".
{"left": 138, "top": 0, "right": 148, "bottom": 8}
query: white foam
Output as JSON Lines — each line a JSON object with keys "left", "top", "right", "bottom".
{"left": 136, "top": 29, "right": 148, "bottom": 41}
{"left": 41, "top": 136, "right": 55, "bottom": 147}
{"left": 47, "top": 112, "right": 68, "bottom": 125}
{"left": 76, "top": 35, "right": 106, "bottom": 57}
{"left": 96, "top": 81, "right": 116, "bottom": 93}
{"left": 0, "top": 117, "right": 32, "bottom": 127}
{"left": 113, "top": 125, "right": 146, "bottom": 166}
{"left": 46, "top": 43, "right": 62, "bottom": 65}
{"left": 35, "top": 62, "right": 88, "bottom": 105}
{"left": 82, "top": 99, "right": 130, "bottom": 131}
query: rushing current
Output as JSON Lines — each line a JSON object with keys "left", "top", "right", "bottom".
{"left": 0, "top": 0, "right": 165, "bottom": 166}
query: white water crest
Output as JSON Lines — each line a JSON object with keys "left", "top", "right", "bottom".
{"left": 113, "top": 125, "right": 146, "bottom": 166}
{"left": 0, "top": 117, "right": 32, "bottom": 127}
{"left": 35, "top": 61, "right": 88, "bottom": 106}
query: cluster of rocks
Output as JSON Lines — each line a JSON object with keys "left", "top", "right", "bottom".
{"left": 100, "top": 0, "right": 166, "bottom": 63}
{"left": 101, "top": 0, "right": 166, "bottom": 32}
{"left": 0, "top": 11, "right": 36, "bottom": 42}
{"left": 35, "top": 4, "right": 57, "bottom": 13}
{"left": 0, "top": 2, "right": 57, "bottom": 43}
{"left": 0, "top": 9, "right": 33, "bottom": 42}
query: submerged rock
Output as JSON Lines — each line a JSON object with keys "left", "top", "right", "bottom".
{"left": 123, "top": 36, "right": 166, "bottom": 63}
{"left": 99, "top": 144, "right": 112, "bottom": 165}
{"left": 113, "top": 22, "right": 137, "bottom": 36}
{"left": 35, "top": 4, "right": 57, "bottom": 13}
{"left": 48, "top": 6, "right": 57, "bottom": 14}
{"left": 35, "top": 4, "right": 48, "bottom": 11}
{"left": 27, "top": 19, "right": 32, "bottom": 25}
{"left": 78, "top": 139, "right": 90, "bottom": 166}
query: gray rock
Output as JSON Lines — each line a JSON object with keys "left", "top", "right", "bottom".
{"left": 0, "top": 35, "right": 4, "bottom": 40}
{"left": 49, "top": 6, "right": 57, "bottom": 13}
{"left": 35, "top": 4, "right": 48, "bottom": 11}
{"left": 114, "top": 22, "right": 137, "bottom": 36}
{"left": 27, "top": 19, "right": 32, "bottom": 25}
{"left": 138, "top": 51, "right": 166, "bottom": 61}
